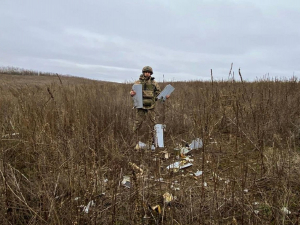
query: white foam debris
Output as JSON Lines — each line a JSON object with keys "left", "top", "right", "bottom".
{"left": 83, "top": 200, "right": 95, "bottom": 213}
{"left": 189, "top": 138, "right": 203, "bottom": 150}
{"left": 166, "top": 161, "right": 193, "bottom": 170}
{"left": 281, "top": 207, "right": 291, "bottom": 215}
{"left": 194, "top": 170, "right": 203, "bottom": 176}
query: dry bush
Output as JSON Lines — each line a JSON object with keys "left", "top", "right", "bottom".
{"left": 1, "top": 71, "right": 300, "bottom": 224}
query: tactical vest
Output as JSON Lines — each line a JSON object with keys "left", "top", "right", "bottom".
{"left": 140, "top": 77, "right": 156, "bottom": 108}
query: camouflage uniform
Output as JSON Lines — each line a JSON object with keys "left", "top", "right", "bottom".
{"left": 131, "top": 67, "right": 161, "bottom": 133}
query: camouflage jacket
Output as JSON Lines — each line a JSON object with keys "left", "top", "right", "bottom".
{"left": 133, "top": 74, "right": 161, "bottom": 109}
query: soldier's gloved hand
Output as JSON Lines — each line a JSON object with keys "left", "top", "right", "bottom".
{"left": 130, "top": 90, "right": 136, "bottom": 97}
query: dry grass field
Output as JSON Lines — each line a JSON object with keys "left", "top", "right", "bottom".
{"left": 1, "top": 68, "right": 300, "bottom": 224}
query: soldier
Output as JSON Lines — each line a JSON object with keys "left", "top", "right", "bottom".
{"left": 130, "top": 66, "right": 169, "bottom": 146}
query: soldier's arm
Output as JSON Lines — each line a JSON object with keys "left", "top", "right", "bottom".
{"left": 154, "top": 82, "right": 161, "bottom": 97}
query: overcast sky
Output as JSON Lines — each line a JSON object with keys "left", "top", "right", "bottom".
{"left": 1, "top": 0, "right": 299, "bottom": 83}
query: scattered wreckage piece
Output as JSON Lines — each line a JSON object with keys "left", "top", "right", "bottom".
{"left": 132, "top": 84, "right": 143, "bottom": 108}
{"left": 83, "top": 200, "right": 95, "bottom": 213}
{"left": 182, "top": 156, "right": 194, "bottom": 162}
{"left": 194, "top": 170, "right": 203, "bottom": 177}
{"left": 180, "top": 146, "right": 190, "bottom": 155}
{"left": 121, "top": 176, "right": 131, "bottom": 188}
{"left": 135, "top": 141, "right": 155, "bottom": 150}
{"left": 166, "top": 161, "right": 193, "bottom": 170}
{"left": 135, "top": 141, "right": 147, "bottom": 150}
{"left": 175, "top": 138, "right": 203, "bottom": 156}
{"left": 281, "top": 207, "right": 291, "bottom": 215}
{"left": 189, "top": 138, "right": 203, "bottom": 150}
{"left": 154, "top": 124, "right": 165, "bottom": 148}
{"left": 157, "top": 84, "right": 175, "bottom": 102}
{"left": 135, "top": 141, "right": 151, "bottom": 150}
{"left": 164, "top": 152, "right": 171, "bottom": 159}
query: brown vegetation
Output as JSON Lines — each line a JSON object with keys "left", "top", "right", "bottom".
{"left": 1, "top": 68, "right": 300, "bottom": 224}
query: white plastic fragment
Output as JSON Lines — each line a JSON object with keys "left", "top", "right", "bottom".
{"left": 166, "top": 162, "right": 180, "bottom": 169}
{"left": 253, "top": 202, "right": 259, "bottom": 206}
{"left": 136, "top": 141, "right": 147, "bottom": 149}
{"left": 164, "top": 152, "right": 171, "bottom": 159}
{"left": 254, "top": 210, "right": 259, "bottom": 215}
{"left": 132, "top": 84, "right": 143, "bottom": 108}
{"left": 74, "top": 197, "right": 80, "bottom": 201}
{"left": 83, "top": 200, "right": 95, "bottom": 213}
{"left": 166, "top": 161, "right": 193, "bottom": 170}
{"left": 244, "top": 189, "right": 249, "bottom": 193}
{"left": 121, "top": 176, "right": 131, "bottom": 188}
{"left": 154, "top": 124, "right": 164, "bottom": 148}
{"left": 157, "top": 84, "right": 175, "bottom": 101}
{"left": 181, "top": 162, "right": 193, "bottom": 169}
{"left": 203, "top": 182, "right": 208, "bottom": 187}
{"left": 185, "top": 156, "right": 194, "bottom": 162}
{"left": 179, "top": 138, "right": 203, "bottom": 155}
{"left": 225, "top": 179, "right": 230, "bottom": 184}
{"left": 136, "top": 141, "right": 155, "bottom": 150}
{"left": 281, "top": 207, "right": 291, "bottom": 215}
{"left": 180, "top": 147, "right": 191, "bottom": 155}
{"left": 194, "top": 170, "right": 203, "bottom": 176}
{"left": 189, "top": 138, "right": 203, "bottom": 150}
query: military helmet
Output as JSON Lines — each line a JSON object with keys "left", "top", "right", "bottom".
{"left": 142, "top": 66, "right": 153, "bottom": 75}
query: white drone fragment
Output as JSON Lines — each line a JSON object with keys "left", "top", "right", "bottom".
{"left": 132, "top": 84, "right": 143, "bottom": 108}
{"left": 189, "top": 138, "right": 203, "bottom": 150}
{"left": 166, "top": 161, "right": 193, "bottom": 170}
{"left": 121, "top": 176, "right": 131, "bottom": 188}
{"left": 281, "top": 207, "right": 291, "bottom": 215}
{"left": 157, "top": 84, "right": 175, "bottom": 101}
{"left": 83, "top": 200, "right": 95, "bottom": 213}
{"left": 154, "top": 124, "right": 165, "bottom": 148}
{"left": 194, "top": 170, "right": 203, "bottom": 176}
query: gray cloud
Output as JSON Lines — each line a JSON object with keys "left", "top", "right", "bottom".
{"left": 1, "top": 0, "right": 299, "bottom": 82}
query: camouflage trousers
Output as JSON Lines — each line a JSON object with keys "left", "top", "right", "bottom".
{"left": 133, "top": 108, "right": 157, "bottom": 135}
